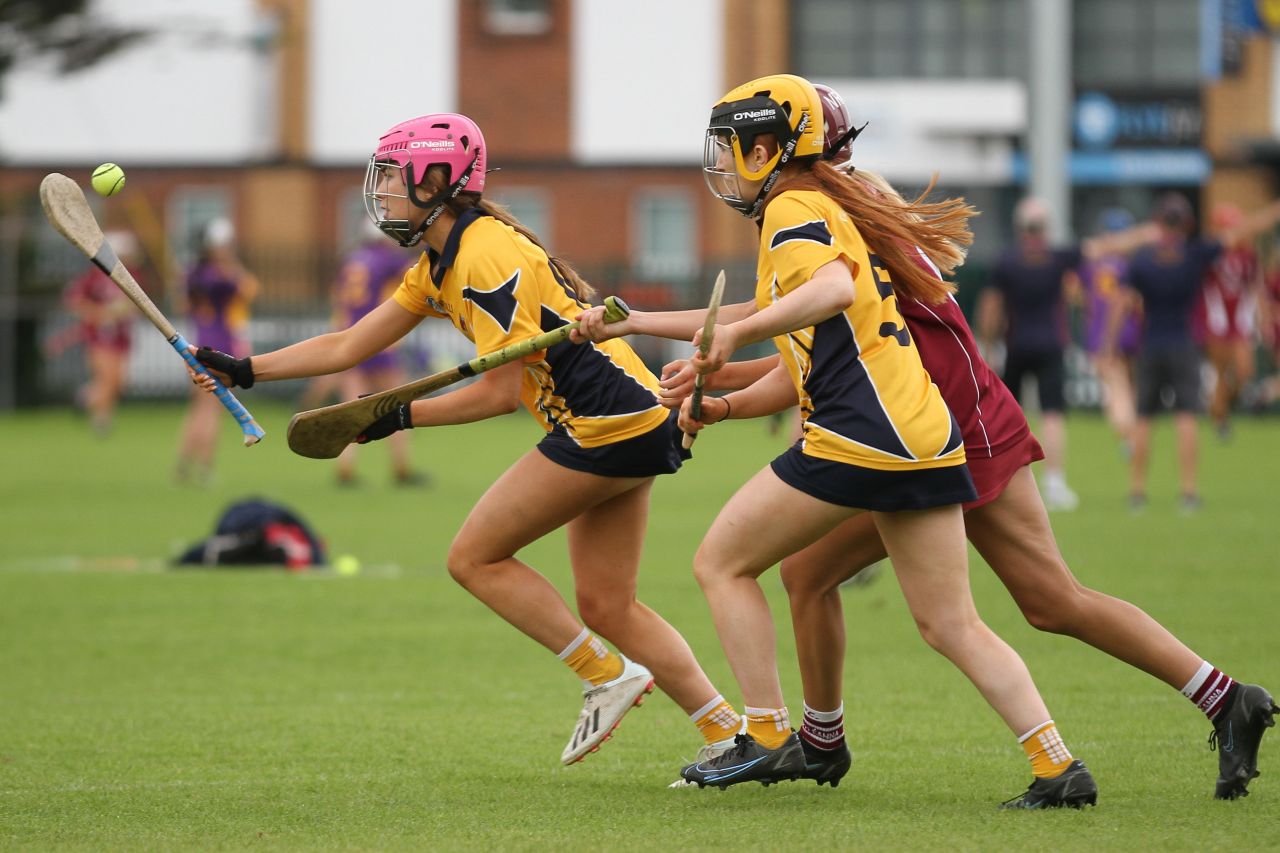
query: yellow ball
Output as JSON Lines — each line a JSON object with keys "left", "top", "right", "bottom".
{"left": 335, "top": 554, "right": 361, "bottom": 576}
{"left": 91, "top": 163, "right": 125, "bottom": 197}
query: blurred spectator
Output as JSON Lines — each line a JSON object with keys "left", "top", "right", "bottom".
{"left": 1078, "top": 207, "right": 1141, "bottom": 453}
{"left": 1120, "top": 193, "right": 1280, "bottom": 512}
{"left": 1260, "top": 249, "right": 1280, "bottom": 409}
{"left": 325, "top": 226, "right": 426, "bottom": 487}
{"left": 176, "top": 218, "right": 258, "bottom": 486}
{"left": 1197, "top": 203, "right": 1263, "bottom": 440}
{"left": 59, "top": 230, "right": 141, "bottom": 437}
{"left": 978, "top": 197, "right": 1081, "bottom": 511}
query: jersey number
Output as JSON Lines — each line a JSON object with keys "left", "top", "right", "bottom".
{"left": 870, "top": 258, "right": 910, "bottom": 347}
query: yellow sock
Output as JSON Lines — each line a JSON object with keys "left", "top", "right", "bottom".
{"left": 692, "top": 695, "right": 741, "bottom": 745}
{"left": 1019, "top": 720, "right": 1074, "bottom": 779}
{"left": 744, "top": 706, "right": 791, "bottom": 749}
{"left": 557, "top": 628, "right": 623, "bottom": 686}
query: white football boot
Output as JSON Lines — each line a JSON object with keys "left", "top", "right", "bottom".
{"left": 561, "top": 656, "right": 654, "bottom": 765}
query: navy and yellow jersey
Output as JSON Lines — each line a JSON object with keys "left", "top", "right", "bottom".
{"left": 758, "top": 190, "right": 964, "bottom": 471}
{"left": 392, "top": 208, "right": 668, "bottom": 448}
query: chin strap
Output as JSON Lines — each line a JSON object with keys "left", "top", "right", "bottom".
{"left": 399, "top": 153, "right": 483, "bottom": 246}
{"left": 822, "top": 122, "right": 868, "bottom": 162}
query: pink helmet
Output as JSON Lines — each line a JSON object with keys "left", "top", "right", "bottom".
{"left": 814, "top": 83, "right": 863, "bottom": 165}
{"left": 364, "top": 113, "right": 487, "bottom": 247}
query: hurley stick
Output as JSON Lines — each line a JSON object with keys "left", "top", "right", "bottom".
{"left": 40, "top": 173, "right": 265, "bottom": 446}
{"left": 682, "top": 269, "right": 726, "bottom": 450}
{"left": 287, "top": 295, "right": 630, "bottom": 459}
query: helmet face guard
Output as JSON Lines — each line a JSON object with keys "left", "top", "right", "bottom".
{"left": 703, "top": 77, "right": 823, "bottom": 220}
{"left": 363, "top": 152, "right": 480, "bottom": 247}
{"left": 363, "top": 113, "right": 487, "bottom": 247}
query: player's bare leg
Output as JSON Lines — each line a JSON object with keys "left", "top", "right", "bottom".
{"left": 566, "top": 482, "right": 732, "bottom": 724}
{"left": 874, "top": 504, "right": 1052, "bottom": 735}
{"left": 175, "top": 388, "right": 223, "bottom": 484}
{"left": 678, "top": 466, "right": 852, "bottom": 788}
{"left": 1174, "top": 411, "right": 1199, "bottom": 507}
{"left": 966, "top": 467, "right": 1200, "bottom": 686}
{"left": 1093, "top": 354, "right": 1136, "bottom": 447}
{"left": 1038, "top": 412, "right": 1077, "bottom": 510}
{"left": 86, "top": 346, "right": 127, "bottom": 436}
{"left": 780, "top": 512, "right": 885, "bottom": 785}
{"left": 875, "top": 504, "right": 1094, "bottom": 807}
{"left": 1129, "top": 417, "right": 1153, "bottom": 507}
{"left": 693, "top": 465, "right": 852, "bottom": 711}
{"left": 449, "top": 449, "right": 719, "bottom": 763}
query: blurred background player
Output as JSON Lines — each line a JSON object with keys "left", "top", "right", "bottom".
{"left": 978, "top": 197, "right": 1081, "bottom": 511}
{"left": 327, "top": 223, "right": 426, "bottom": 487}
{"left": 1261, "top": 247, "right": 1280, "bottom": 408}
{"left": 1197, "top": 202, "right": 1263, "bottom": 440}
{"left": 1079, "top": 207, "right": 1141, "bottom": 453}
{"left": 175, "top": 218, "right": 259, "bottom": 486}
{"left": 59, "top": 230, "right": 141, "bottom": 437}
{"left": 1120, "top": 193, "right": 1280, "bottom": 511}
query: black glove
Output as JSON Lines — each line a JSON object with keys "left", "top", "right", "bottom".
{"left": 357, "top": 404, "right": 414, "bottom": 444}
{"left": 195, "top": 347, "right": 255, "bottom": 389}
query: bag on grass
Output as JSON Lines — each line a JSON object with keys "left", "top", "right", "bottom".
{"left": 174, "top": 497, "right": 327, "bottom": 570}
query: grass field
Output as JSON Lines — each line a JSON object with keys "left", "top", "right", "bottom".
{"left": 1, "top": 401, "right": 1278, "bottom": 850}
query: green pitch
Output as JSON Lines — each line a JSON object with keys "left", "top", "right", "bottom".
{"left": 1, "top": 402, "right": 1277, "bottom": 850}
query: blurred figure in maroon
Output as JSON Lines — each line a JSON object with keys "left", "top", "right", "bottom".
{"left": 175, "top": 218, "right": 258, "bottom": 485}
{"left": 1197, "top": 203, "right": 1263, "bottom": 440}
{"left": 61, "top": 230, "right": 142, "bottom": 437}
{"left": 1260, "top": 249, "right": 1280, "bottom": 409}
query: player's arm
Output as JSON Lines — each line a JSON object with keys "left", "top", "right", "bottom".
{"left": 696, "top": 261, "right": 853, "bottom": 373}
{"left": 572, "top": 299, "right": 757, "bottom": 344}
{"left": 658, "top": 355, "right": 780, "bottom": 409}
{"left": 196, "top": 298, "right": 421, "bottom": 387}
{"left": 401, "top": 358, "right": 523, "bottom": 427}
{"left": 679, "top": 359, "right": 797, "bottom": 435}
{"left": 1081, "top": 223, "right": 1160, "bottom": 260}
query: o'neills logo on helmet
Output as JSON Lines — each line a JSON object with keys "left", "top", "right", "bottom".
{"left": 733, "top": 108, "right": 777, "bottom": 121}
{"left": 409, "top": 140, "right": 456, "bottom": 150}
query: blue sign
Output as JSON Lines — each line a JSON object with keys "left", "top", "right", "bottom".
{"left": 1073, "top": 91, "right": 1202, "bottom": 149}
{"left": 1012, "top": 150, "right": 1211, "bottom": 186}
{"left": 1074, "top": 92, "right": 1119, "bottom": 149}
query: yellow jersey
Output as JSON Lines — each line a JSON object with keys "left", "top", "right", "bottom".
{"left": 758, "top": 190, "right": 964, "bottom": 471}
{"left": 393, "top": 209, "right": 668, "bottom": 447}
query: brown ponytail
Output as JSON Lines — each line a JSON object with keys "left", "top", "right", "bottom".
{"left": 765, "top": 160, "right": 976, "bottom": 304}
{"left": 425, "top": 164, "right": 597, "bottom": 302}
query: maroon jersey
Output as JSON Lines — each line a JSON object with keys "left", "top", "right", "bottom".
{"left": 64, "top": 268, "right": 132, "bottom": 352}
{"left": 897, "top": 251, "right": 1030, "bottom": 460}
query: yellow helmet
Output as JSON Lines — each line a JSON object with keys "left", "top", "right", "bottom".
{"left": 703, "top": 74, "right": 824, "bottom": 219}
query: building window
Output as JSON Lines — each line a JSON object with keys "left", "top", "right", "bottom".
{"left": 792, "top": 0, "right": 1025, "bottom": 80}
{"left": 1073, "top": 0, "right": 1200, "bottom": 88}
{"left": 484, "top": 0, "right": 552, "bottom": 36}
{"left": 493, "top": 189, "right": 552, "bottom": 245}
{"left": 167, "top": 187, "right": 233, "bottom": 273}
{"left": 631, "top": 191, "right": 696, "bottom": 280}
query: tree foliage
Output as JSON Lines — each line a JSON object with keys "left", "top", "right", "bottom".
{"left": 0, "top": 0, "right": 151, "bottom": 97}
